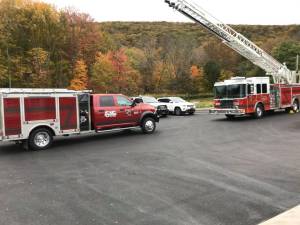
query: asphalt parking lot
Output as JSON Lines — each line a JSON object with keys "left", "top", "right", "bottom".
{"left": 0, "top": 112, "right": 300, "bottom": 225}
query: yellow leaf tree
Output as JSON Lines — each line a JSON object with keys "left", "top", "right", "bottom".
{"left": 219, "top": 70, "right": 234, "bottom": 82}
{"left": 27, "top": 48, "right": 51, "bottom": 88}
{"left": 69, "top": 59, "right": 88, "bottom": 90}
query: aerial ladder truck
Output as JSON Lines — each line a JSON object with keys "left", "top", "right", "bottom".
{"left": 165, "top": 0, "right": 300, "bottom": 119}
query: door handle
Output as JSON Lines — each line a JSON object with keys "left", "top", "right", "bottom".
{"left": 98, "top": 110, "right": 105, "bottom": 113}
{"left": 119, "top": 109, "right": 125, "bottom": 112}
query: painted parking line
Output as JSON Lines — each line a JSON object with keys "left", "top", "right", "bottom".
{"left": 258, "top": 205, "right": 300, "bottom": 225}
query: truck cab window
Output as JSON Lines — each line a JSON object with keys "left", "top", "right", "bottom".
{"left": 247, "top": 84, "right": 253, "bottom": 95}
{"left": 256, "top": 84, "right": 262, "bottom": 94}
{"left": 262, "top": 84, "right": 268, "bottom": 93}
{"left": 100, "top": 96, "right": 115, "bottom": 107}
{"left": 117, "top": 96, "right": 132, "bottom": 106}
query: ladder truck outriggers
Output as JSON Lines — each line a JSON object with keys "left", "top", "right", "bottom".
{"left": 165, "top": 0, "right": 300, "bottom": 119}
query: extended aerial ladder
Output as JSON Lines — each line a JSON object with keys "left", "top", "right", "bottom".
{"left": 164, "top": 0, "right": 299, "bottom": 84}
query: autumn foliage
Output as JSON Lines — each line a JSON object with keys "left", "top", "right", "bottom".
{"left": 69, "top": 60, "right": 88, "bottom": 90}
{"left": 0, "top": 0, "right": 299, "bottom": 95}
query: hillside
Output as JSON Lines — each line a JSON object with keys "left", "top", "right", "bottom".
{"left": 0, "top": 0, "right": 299, "bottom": 94}
{"left": 100, "top": 22, "right": 300, "bottom": 50}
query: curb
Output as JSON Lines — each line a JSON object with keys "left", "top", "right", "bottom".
{"left": 258, "top": 205, "right": 300, "bottom": 225}
{"left": 196, "top": 108, "right": 212, "bottom": 113}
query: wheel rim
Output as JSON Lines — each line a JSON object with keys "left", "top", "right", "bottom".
{"left": 34, "top": 132, "right": 50, "bottom": 148}
{"left": 175, "top": 109, "right": 180, "bottom": 115}
{"left": 145, "top": 120, "right": 154, "bottom": 132}
{"left": 256, "top": 107, "right": 263, "bottom": 117}
{"left": 293, "top": 101, "right": 298, "bottom": 111}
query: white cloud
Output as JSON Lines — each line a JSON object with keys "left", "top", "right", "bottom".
{"left": 43, "top": 0, "right": 300, "bottom": 25}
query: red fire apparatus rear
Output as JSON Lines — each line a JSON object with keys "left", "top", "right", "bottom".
{"left": 0, "top": 89, "right": 159, "bottom": 150}
{"left": 209, "top": 77, "right": 300, "bottom": 119}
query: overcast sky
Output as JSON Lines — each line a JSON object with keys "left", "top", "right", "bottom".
{"left": 43, "top": 0, "right": 300, "bottom": 25}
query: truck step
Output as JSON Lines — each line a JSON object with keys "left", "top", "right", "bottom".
{"left": 96, "top": 126, "right": 140, "bottom": 134}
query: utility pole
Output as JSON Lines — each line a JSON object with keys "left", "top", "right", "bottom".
{"left": 296, "top": 55, "right": 299, "bottom": 73}
{"left": 6, "top": 46, "right": 11, "bottom": 89}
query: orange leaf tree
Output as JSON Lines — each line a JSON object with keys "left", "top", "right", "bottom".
{"left": 69, "top": 59, "right": 88, "bottom": 90}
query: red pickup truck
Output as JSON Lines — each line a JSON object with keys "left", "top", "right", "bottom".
{"left": 0, "top": 89, "right": 159, "bottom": 150}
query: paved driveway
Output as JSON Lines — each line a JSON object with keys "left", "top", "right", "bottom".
{"left": 0, "top": 112, "right": 299, "bottom": 225}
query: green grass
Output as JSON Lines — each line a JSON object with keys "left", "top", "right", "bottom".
{"left": 190, "top": 98, "right": 214, "bottom": 109}
{"left": 141, "top": 94, "right": 214, "bottom": 109}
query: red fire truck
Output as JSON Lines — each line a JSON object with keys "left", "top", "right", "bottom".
{"left": 210, "top": 77, "right": 300, "bottom": 119}
{"left": 0, "top": 89, "right": 159, "bottom": 150}
{"left": 165, "top": 0, "right": 300, "bottom": 119}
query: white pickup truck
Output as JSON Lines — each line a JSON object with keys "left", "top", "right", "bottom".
{"left": 157, "top": 97, "right": 196, "bottom": 116}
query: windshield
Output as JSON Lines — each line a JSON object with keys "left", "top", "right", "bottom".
{"left": 169, "top": 97, "right": 186, "bottom": 103}
{"left": 214, "top": 84, "right": 246, "bottom": 99}
{"left": 143, "top": 96, "right": 158, "bottom": 103}
{"left": 215, "top": 86, "right": 227, "bottom": 99}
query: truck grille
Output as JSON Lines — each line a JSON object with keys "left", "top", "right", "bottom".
{"left": 220, "top": 100, "right": 234, "bottom": 109}
{"left": 158, "top": 105, "right": 167, "bottom": 110}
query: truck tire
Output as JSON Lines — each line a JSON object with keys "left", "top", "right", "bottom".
{"left": 141, "top": 117, "right": 156, "bottom": 134}
{"left": 29, "top": 128, "right": 53, "bottom": 151}
{"left": 174, "top": 107, "right": 182, "bottom": 116}
{"left": 292, "top": 99, "right": 299, "bottom": 113}
{"left": 254, "top": 104, "right": 264, "bottom": 119}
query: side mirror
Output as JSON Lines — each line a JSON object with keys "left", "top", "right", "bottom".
{"left": 131, "top": 98, "right": 139, "bottom": 107}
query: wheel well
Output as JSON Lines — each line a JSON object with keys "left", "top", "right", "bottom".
{"left": 293, "top": 98, "right": 299, "bottom": 104}
{"left": 141, "top": 113, "right": 156, "bottom": 123}
{"left": 142, "top": 114, "right": 155, "bottom": 120}
{"left": 256, "top": 102, "right": 264, "bottom": 110}
{"left": 30, "top": 126, "right": 56, "bottom": 137}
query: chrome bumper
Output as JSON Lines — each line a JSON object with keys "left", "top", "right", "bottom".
{"left": 209, "top": 108, "right": 245, "bottom": 115}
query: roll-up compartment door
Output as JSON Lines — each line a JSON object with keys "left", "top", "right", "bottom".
{"left": 4, "top": 98, "right": 21, "bottom": 136}
{"left": 0, "top": 97, "right": 3, "bottom": 137}
{"left": 59, "top": 97, "right": 78, "bottom": 131}
{"left": 24, "top": 97, "right": 56, "bottom": 121}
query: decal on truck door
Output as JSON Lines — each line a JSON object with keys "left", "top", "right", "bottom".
{"left": 4, "top": 98, "right": 21, "bottom": 136}
{"left": 104, "top": 111, "right": 117, "bottom": 118}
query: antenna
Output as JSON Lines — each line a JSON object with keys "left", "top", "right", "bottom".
{"left": 296, "top": 55, "right": 299, "bottom": 73}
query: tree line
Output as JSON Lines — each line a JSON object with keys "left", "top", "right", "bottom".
{"left": 0, "top": 0, "right": 299, "bottom": 95}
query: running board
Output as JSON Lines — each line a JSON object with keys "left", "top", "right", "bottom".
{"left": 96, "top": 126, "right": 140, "bottom": 134}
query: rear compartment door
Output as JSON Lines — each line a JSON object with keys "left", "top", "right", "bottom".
{"left": 59, "top": 97, "right": 78, "bottom": 132}
{"left": 24, "top": 97, "right": 56, "bottom": 121}
{"left": 3, "top": 98, "right": 21, "bottom": 136}
{"left": 0, "top": 96, "right": 3, "bottom": 138}
{"left": 280, "top": 87, "right": 292, "bottom": 107}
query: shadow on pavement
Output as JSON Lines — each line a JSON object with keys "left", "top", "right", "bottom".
{"left": 0, "top": 129, "right": 162, "bottom": 155}
{"left": 211, "top": 111, "right": 291, "bottom": 122}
